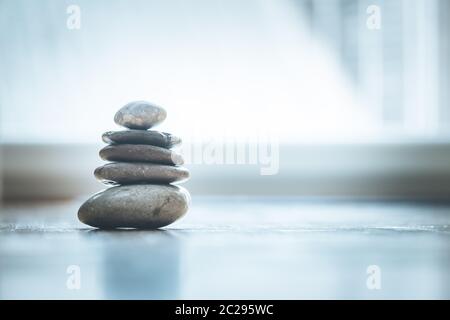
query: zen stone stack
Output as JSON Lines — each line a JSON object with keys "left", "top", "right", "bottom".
{"left": 78, "top": 101, "right": 190, "bottom": 229}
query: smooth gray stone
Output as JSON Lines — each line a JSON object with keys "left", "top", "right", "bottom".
{"left": 78, "top": 184, "right": 190, "bottom": 229}
{"left": 99, "top": 144, "right": 184, "bottom": 165}
{"left": 94, "top": 162, "right": 190, "bottom": 185}
{"left": 102, "top": 130, "right": 181, "bottom": 148}
{"left": 114, "top": 101, "right": 167, "bottom": 130}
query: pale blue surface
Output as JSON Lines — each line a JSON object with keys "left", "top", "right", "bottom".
{"left": 0, "top": 197, "right": 449, "bottom": 299}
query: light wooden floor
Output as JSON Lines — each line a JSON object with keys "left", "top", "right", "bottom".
{"left": 0, "top": 197, "right": 449, "bottom": 299}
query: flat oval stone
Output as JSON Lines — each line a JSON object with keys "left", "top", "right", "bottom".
{"left": 102, "top": 130, "right": 181, "bottom": 148}
{"left": 78, "top": 184, "right": 190, "bottom": 229}
{"left": 99, "top": 144, "right": 184, "bottom": 165}
{"left": 94, "top": 162, "right": 190, "bottom": 185}
{"left": 114, "top": 101, "right": 167, "bottom": 130}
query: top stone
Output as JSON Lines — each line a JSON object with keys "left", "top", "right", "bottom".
{"left": 114, "top": 101, "right": 167, "bottom": 130}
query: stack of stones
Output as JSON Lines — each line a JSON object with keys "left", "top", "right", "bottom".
{"left": 78, "top": 101, "right": 190, "bottom": 229}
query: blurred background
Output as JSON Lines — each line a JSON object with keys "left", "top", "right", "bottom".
{"left": 2, "top": 0, "right": 450, "bottom": 200}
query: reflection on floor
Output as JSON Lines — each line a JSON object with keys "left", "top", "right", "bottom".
{"left": 0, "top": 196, "right": 449, "bottom": 299}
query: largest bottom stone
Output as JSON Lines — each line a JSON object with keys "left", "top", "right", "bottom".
{"left": 78, "top": 184, "right": 190, "bottom": 229}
